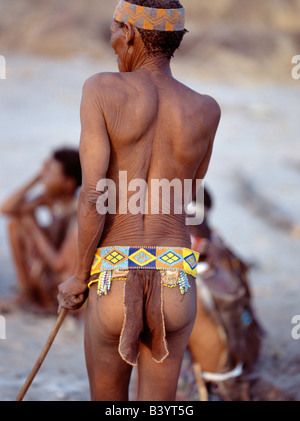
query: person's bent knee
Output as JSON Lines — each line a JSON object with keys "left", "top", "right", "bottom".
{"left": 7, "top": 216, "right": 22, "bottom": 231}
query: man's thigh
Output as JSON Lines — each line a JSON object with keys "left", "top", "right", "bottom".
{"left": 137, "top": 276, "right": 197, "bottom": 400}
{"left": 84, "top": 282, "right": 132, "bottom": 400}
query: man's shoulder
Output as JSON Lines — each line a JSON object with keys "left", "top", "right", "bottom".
{"left": 187, "top": 87, "right": 220, "bottom": 114}
{"left": 81, "top": 72, "right": 130, "bottom": 108}
{"left": 200, "top": 94, "right": 221, "bottom": 123}
{"left": 182, "top": 85, "right": 221, "bottom": 132}
{"left": 179, "top": 82, "right": 220, "bottom": 117}
{"left": 83, "top": 72, "right": 123, "bottom": 91}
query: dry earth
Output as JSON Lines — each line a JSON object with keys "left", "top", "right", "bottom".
{"left": 0, "top": 0, "right": 300, "bottom": 401}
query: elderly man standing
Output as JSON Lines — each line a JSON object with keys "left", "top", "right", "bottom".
{"left": 58, "top": 0, "right": 220, "bottom": 401}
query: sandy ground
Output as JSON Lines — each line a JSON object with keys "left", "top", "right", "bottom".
{"left": 0, "top": 53, "right": 299, "bottom": 401}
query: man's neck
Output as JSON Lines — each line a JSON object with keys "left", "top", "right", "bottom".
{"left": 129, "top": 50, "right": 172, "bottom": 77}
{"left": 138, "top": 57, "right": 172, "bottom": 77}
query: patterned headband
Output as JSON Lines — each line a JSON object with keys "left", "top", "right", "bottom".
{"left": 113, "top": 0, "right": 185, "bottom": 32}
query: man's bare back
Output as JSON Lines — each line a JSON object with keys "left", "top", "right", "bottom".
{"left": 58, "top": 1, "right": 220, "bottom": 401}
{"left": 83, "top": 69, "right": 220, "bottom": 248}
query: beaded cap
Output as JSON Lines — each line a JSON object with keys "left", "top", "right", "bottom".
{"left": 113, "top": 0, "right": 185, "bottom": 31}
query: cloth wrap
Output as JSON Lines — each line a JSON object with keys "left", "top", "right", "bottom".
{"left": 119, "top": 269, "right": 168, "bottom": 366}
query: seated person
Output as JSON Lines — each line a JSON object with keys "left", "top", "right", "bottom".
{"left": 1, "top": 147, "right": 81, "bottom": 314}
{"left": 187, "top": 187, "right": 262, "bottom": 401}
{"left": 190, "top": 187, "right": 250, "bottom": 296}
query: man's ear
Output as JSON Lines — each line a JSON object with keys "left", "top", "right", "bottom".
{"left": 123, "top": 22, "right": 135, "bottom": 45}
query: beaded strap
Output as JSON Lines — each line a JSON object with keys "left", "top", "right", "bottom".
{"left": 91, "top": 245, "right": 199, "bottom": 277}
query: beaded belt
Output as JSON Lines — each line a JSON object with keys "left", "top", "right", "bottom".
{"left": 90, "top": 246, "right": 200, "bottom": 296}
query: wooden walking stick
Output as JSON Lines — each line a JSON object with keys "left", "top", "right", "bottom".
{"left": 16, "top": 308, "right": 69, "bottom": 401}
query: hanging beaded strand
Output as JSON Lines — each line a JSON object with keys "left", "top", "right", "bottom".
{"left": 178, "top": 270, "right": 191, "bottom": 295}
{"left": 97, "top": 270, "right": 112, "bottom": 296}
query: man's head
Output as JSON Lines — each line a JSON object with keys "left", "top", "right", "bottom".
{"left": 111, "top": 0, "right": 187, "bottom": 67}
{"left": 41, "top": 147, "right": 81, "bottom": 196}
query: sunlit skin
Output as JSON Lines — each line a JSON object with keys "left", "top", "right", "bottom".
{"left": 58, "top": 17, "right": 220, "bottom": 400}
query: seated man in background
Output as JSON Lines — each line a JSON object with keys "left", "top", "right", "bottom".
{"left": 1, "top": 147, "right": 81, "bottom": 314}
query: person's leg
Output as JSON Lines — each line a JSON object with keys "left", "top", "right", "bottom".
{"left": 137, "top": 277, "right": 197, "bottom": 401}
{"left": 8, "top": 217, "right": 55, "bottom": 306}
{"left": 84, "top": 282, "right": 133, "bottom": 401}
{"left": 188, "top": 290, "right": 227, "bottom": 373}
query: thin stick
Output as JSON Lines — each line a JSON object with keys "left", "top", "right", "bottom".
{"left": 193, "top": 363, "right": 209, "bottom": 401}
{"left": 16, "top": 308, "right": 69, "bottom": 401}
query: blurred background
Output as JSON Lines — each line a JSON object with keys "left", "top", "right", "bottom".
{"left": 1, "top": 0, "right": 299, "bottom": 80}
{"left": 0, "top": 0, "right": 299, "bottom": 401}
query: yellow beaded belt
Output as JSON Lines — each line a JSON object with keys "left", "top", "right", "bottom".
{"left": 90, "top": 246, "right": 199, "bottom": 296}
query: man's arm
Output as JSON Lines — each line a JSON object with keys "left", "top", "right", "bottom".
{"left": 75, "top": 76, "right": 111, "bottom": 282}
{"left": 1, "top": 174, "right": 45, "bottom": 215}
{"left": 58, "top": 75, "right": 111, "bottom": 310}
{"left": 192, "top": 96, "right": 221, "bottom": 201}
